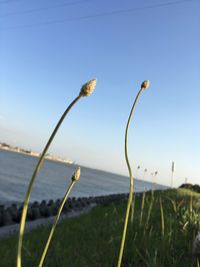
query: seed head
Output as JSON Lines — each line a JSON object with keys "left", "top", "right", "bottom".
{"left": 79, "top": 79, "right": 97, "bottom": 97}
{"left": 141, "top": 80, "right": 150, "bottom": 90}
{"left": 72, "top": 167, "right": 81, "bottom": 182}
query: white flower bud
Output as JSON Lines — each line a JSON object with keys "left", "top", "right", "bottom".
{"left": 141, "top": 80, "right": 150, "bottom": 90}
{"left": 72, "top": 167, "right": 81, "bottom": 182}
{"left": 79, "top": 79, "right": 97, "bottom": 97}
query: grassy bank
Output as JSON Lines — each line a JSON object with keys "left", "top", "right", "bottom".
{"left": 0, "top": 189, "right": 199, "bottom": 267}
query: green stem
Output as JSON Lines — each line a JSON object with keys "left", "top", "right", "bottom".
{"left": 38, "top": 180, "right": 75, "bottom": 267}
{"left": 17, "top": 95, "right": 82, "bottom": 267}
{"left": 160, "top": 198, "right": 165, "bottom": 238}
{"left": 117, "top": 87, "right": 143, "bottom": 267}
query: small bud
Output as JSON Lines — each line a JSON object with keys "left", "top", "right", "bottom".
{"left": 141, "top": 80, "right": 150, "bottom": 90}
{"left": 72, "top": 167, "right": 81, "bottom": 182}
{"left": 79, "top": 79, "right": 97, "bottom": 97}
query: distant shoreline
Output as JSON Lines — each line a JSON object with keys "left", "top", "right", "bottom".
{"left": 0, "top": 143, "right": 73, "bottom": 165}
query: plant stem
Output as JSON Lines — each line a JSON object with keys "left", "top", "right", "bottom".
{"left": 160, "top": 197, "right": 165, "bottom": 238}
{"left": 17, "top": 95, "right": 82, "bottom": 267}
{"left": 139, "top": 192, "right": 146, "bottom": 227}
{"left": 38, "top": 180, "right": 76, "bottom": 267}
{"left": 117, "top": 87, "right": 144, "bottom": 267}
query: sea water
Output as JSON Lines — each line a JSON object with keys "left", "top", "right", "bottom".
{"left": 0, "top": 150, "right": 166, "bottom": 206}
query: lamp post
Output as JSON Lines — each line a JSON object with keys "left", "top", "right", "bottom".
{"left": 171, "top": 161, "right": 175, "bottom": 188}
{"left": 143, "top": 168, "right": 147, "bottom": 191}
{"left": 136, "top": 165, "right": 140, "bottom": 179}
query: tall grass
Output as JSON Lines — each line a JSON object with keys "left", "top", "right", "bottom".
{"left": 0, "top": 189, "right": 199, "bottom": 266}
{"left": 126, "top": 189, "right": 200, "bottom": 266}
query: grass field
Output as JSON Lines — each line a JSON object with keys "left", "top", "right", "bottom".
{"left": 0, "top": 189, "right": 199, "bottom": 267}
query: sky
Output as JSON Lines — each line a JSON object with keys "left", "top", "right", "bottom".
{"left": 0, "top": 0, "right": 200, "bottom": 187}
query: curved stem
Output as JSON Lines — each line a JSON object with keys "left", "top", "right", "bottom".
{"left": 17, "top": 94, "right": 82, "bottom": 267}
{"left": 38, "top": 180, "right": 75, "bottom": 267}
{"left": 117, "top": 87, "right": 143, "bottom": 267}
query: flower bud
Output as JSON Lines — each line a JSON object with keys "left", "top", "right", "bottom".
{"left": 141, "top": 80, "right": 150, "bottom": 90}
{"left": 79, "top": 79, "right": 97, "bottom": 97}
{"left": 72, "top": 167, "right": 81, "bottom": 182}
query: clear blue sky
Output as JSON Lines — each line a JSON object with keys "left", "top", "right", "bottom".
{"left": 0, "top": 0, "right": 200, "bottom": 187}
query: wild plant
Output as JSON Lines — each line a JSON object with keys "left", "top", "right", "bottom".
{"left": 117, "top": 80, "right": 150, "bottom": 267}
{"left": 38, "top": 167, "right": 81, "bottom": 267}
{"left": 16, "top": 79, "right": 96, "bottom": 267}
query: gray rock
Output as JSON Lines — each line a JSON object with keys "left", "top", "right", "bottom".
{"left": 193, "top": 233, "right": 200, "bottom": 256}
{"left": 0, "top": 213, "right": 3, "bottom": 226}
{"left": 43, "top": 206, "right": 52, "bottom": 217}
{"left": 2, "top": 211, "right": 13, "bottom": 226}
{"left": 32, "top": 207, "right": 40, "bottom": 220}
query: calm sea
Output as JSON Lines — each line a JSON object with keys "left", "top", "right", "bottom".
{"left": 0, "top": 150, "right": 166, "bottom": 206}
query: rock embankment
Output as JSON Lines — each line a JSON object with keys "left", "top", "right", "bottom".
{"left": 0, "top": 193, "right": 129, "bottom": 228}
